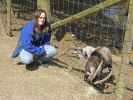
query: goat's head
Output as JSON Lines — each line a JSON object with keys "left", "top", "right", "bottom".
{"left": 72, "top": 46, "right": 96, "bottom": 60}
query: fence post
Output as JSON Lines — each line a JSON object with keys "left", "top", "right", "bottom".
{"left": 6, "top": 0, "right": 13, "bottom": 36}
{"left": 115, "top": 0, "right": 133, "bottom": 100}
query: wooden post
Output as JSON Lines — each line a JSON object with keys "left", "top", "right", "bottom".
{"left": 37, "top": 0, "right": 51, "bottom": 21}
{"left": 0, "top": 12, "right": 5, "bottom": 35}
{"left": 6, "top": 0, "right": 13, "bottom": 36}
{"left": 123, "top": 0, "right": 133, "bottom": 51}
{"left": 115, "top": 0, "right": 133, "bottom": 100}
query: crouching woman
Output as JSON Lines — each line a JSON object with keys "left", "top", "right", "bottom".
{"left": 11, "top": 9, "right": 57, "bottom": 68}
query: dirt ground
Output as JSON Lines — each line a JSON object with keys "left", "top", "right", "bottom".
{"left": 0, "top": 32, "right": 133, "bottom": 100}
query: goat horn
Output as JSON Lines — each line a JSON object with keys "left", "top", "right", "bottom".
{"left": 91, "top": 59, "right": 103, "bottom": 81}
{"left": 94, "top": 70, "right": 112, "bottom": 85}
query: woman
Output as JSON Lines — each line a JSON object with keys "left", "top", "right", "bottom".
{"left": 12, "top": 9, "right": 57, "bottom": 67}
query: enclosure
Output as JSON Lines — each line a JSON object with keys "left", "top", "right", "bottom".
{"left": 0, "top": 0, "right": 133, "bottom": 100}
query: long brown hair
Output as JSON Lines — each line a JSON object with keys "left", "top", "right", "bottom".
{"left": 34, "top": 9, "right": 49, "bottom": 33}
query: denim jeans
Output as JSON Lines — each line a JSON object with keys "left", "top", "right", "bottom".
{"left": 19, "top": 45, "right": 57, "bottom": 64}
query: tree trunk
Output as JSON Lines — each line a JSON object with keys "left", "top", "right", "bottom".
{"left": 37, "top": 0, "right": 51, "bottom": 22}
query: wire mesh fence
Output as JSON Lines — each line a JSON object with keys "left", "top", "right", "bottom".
{"left": 0, "top": 0, "right": 129, "bottom": 48}
{"left": 10, "top": 0, "right": 37, "bottom": 32}
{"left": 0, "top": 0, "right": 37, "bottom": 35}
{"left": 5, "top": 0, "right": 128, "bottom": 50}
{"left": 50, "top": 0, "right": 128, "bottom": 50}
{"left": 11, "top": 0, "right": 36, "bottom": 18}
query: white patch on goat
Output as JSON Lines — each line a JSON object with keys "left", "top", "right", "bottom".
{"left": 82, "top": 46, "right": 96, "bottom": 59}
{"left": 86, "top": 71, "right": 91, "bottom": 75}
{"left": 97, "top": 47, "right": 112, "bottom": 62}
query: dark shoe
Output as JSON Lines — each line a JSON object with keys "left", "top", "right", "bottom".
{"left": 26, "top": 62, "right": 40, "bottom": 71}
{"left": 40, "top": 60, "right": 49, "bottom": 68}
{"left": 17, "top": 62, "right": 24, "bottom": 65}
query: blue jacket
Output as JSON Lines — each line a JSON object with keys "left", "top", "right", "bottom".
{"left": 12, "top": 19, "right": 51, "bottom": 58}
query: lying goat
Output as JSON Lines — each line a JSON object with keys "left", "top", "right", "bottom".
{"left": 84, "top": 47, "right": 112, "bottom": 83}
{"left": 73, "top": 46, "right": 112, "bottom": 84}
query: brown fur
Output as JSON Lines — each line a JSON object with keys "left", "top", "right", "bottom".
{"left": 92, "top": 47, "right": 112, "bottom": 67}
{"left": 84, "top": 55, "right": 101, "bottom": 82}
{"left": 84, "top": 47, "right": 112, "bottom": 83}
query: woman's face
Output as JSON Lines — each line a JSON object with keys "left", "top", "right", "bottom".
{"left": 38, "top": 12, "right": 46, "bottom": 26}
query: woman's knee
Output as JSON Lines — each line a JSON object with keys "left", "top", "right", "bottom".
{"left": 44, "top": 45, "right": 57, "bottom": 58}
{"left": 19, "top": 49, "right": 33, "bottom": 64}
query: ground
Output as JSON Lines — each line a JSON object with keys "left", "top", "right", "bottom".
{"left": 0, "top": 32, "right": 133, "bottom": 100}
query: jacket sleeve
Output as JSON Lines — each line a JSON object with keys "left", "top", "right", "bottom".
{"left": 20, "top": 21, "right": 45, "bottom": 55}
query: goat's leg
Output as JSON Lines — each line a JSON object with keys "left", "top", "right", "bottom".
{"left": 88, "top": 67, "right": 96, "bottom": 83}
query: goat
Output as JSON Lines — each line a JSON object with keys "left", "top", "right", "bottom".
{"left": 84, "top": 46, "right": 112, "bottom": 84}
{"left": 73, "top": 46, "right": 112, "bottom": 84}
